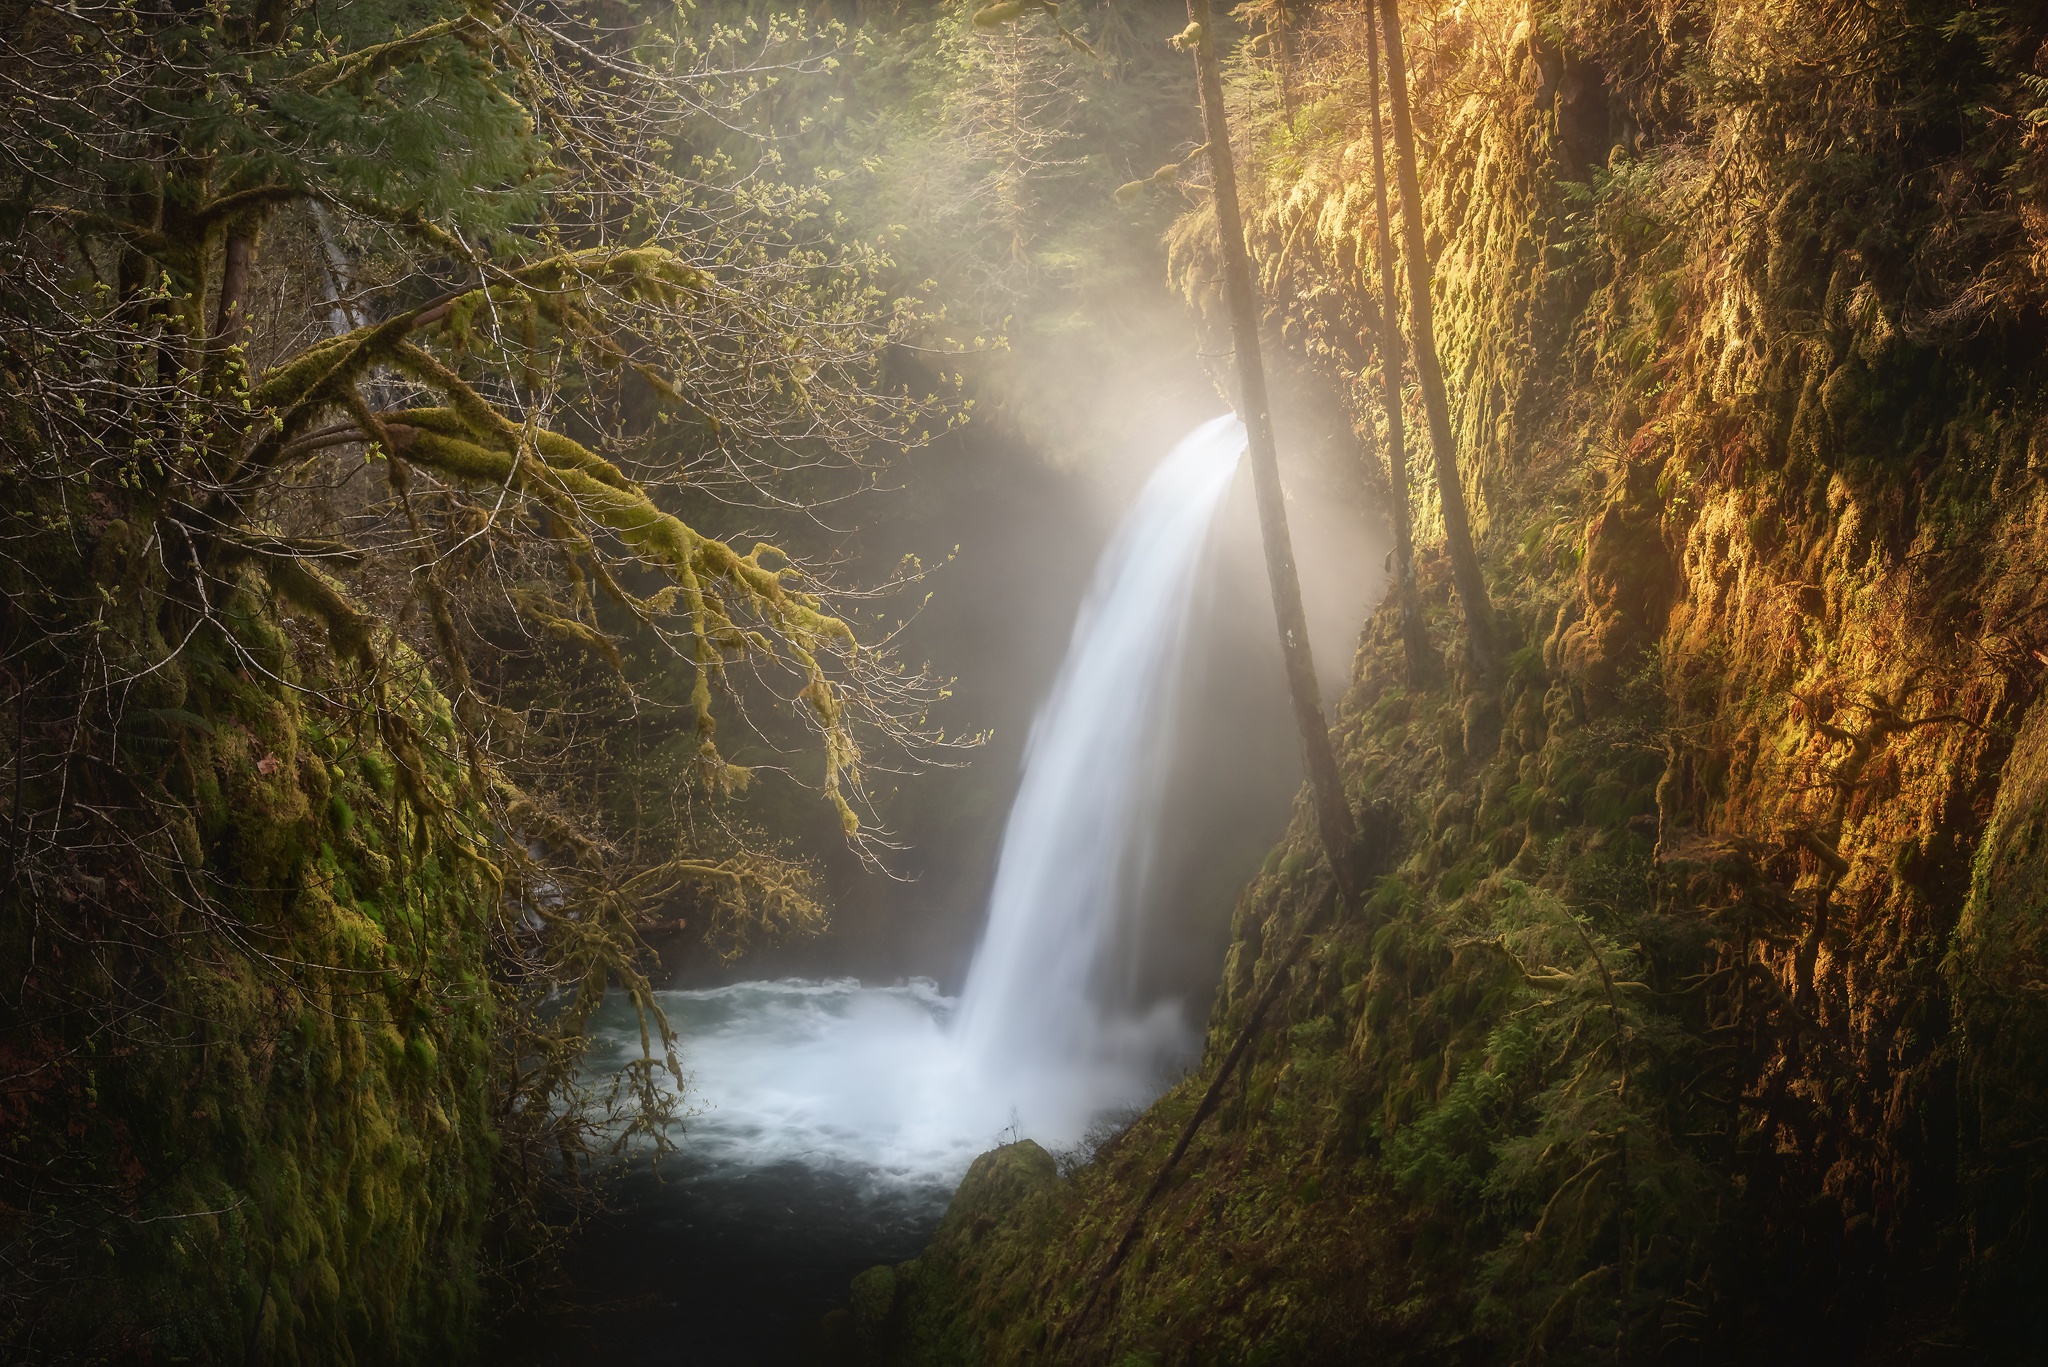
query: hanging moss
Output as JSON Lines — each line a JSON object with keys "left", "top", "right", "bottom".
{"left": 1, "top": 561, "right": 502, "bottom": 1361}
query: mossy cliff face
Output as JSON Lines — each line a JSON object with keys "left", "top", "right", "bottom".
{"left": 1, "top": 548, "right": 500, "bottom": 1362}
{"left": 843, "top": 1, "right": 2048, "bottom": 1362}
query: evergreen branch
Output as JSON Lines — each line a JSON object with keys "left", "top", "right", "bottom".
{"left": 29, "top": 206, "right": 179, "bottom": 269}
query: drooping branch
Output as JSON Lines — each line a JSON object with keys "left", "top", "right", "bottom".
{"left": 179, "top": 233, "right": 886, "bottom": 836}
{"left": 352, "top": 390, "right": 489, "bottom": 790}
{"left": 383, "top": 395, "right": 866, "bottom": 832}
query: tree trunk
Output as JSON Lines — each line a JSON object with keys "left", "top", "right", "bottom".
{"left": 198, "top": 220, "right": 262, "bottom": 494}
{"left": 213, "top": 228, "right": 256, "bottom": 361}
{"left": 1273, "top": 0, "right": 1296, "bottom": 127}
{"left": 1186, "top": 0, "right": 1359, "bottom": 897}
{"left": 1363, "top": 0, "right": 1436, "bottom": 686}
{"left": 1379, "top": 0, "right": 1499, "bottom": 681}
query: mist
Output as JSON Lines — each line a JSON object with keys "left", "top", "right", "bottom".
{"left": 685, "top": 324, "right": 1392, "bottom": 1033}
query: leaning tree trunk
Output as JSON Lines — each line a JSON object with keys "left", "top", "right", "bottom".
{"left": 209, "top": 211, "right": 267, "bottom": 396}
{"left": 1380, "top": 0, "right": 1499, "bottom": 682}
{"left": 1186, "top": 0, "right": 1358, "bottom": 897}
{"left": 1363, "top": 0, "right": 1435, "bottom": 685}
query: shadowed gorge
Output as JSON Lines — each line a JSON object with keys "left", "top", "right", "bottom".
{"left": 7, "top": 0, "right": 2048, "bottom": 1363}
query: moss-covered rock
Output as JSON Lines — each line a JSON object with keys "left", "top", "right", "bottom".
{"left": 0, "top": 587, "right": 502, "bottom": 1363}
{"left": 823, "top": 1141, "right": 1064, "bottom": 1366}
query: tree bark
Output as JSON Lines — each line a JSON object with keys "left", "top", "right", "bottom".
{"left": 1273, "top": 0, "right": 1296, "bottom": 127}
{"left": 200, "top": 219, "right": 263, "bottom": 493}
{"left": 1379, "top": 0, "right": 1498, "bottom": 681}
{"left": 1186, "top": 0, "right": 1359, "bottom": 897}
{"left": 213, "top": 228, "right": 256, "bottom": 360}
{"left": 1363, "top": 1, "right": 1436, "bottom": 685}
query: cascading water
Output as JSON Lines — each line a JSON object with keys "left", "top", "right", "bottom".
{"left": 584, "top": 415, "right": 1247, "bottom": 1192}
{"left": 951, "top": 412, "right": 1247, "bottom": 1132}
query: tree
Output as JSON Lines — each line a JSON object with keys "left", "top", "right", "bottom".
{"left": 0, "top": 0, "right": 951, "bottom": 1351}
{"left": 1363, "top": 0, "right": 1435, "bottom": 685}
{"left": 1379, "top": 0, "right": 1498, "bottom": 681}
{"left": 1179, "top": 0, "right": 1359, "bottom": 898}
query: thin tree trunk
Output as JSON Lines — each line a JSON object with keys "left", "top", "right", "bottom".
{"left": 195, "top": 218, "right": 262, "bottom": 499}
{"left": 1053, "top": 878, "right": 1340, "bottom": 1350}
{"left": 1379, "top": 0, "right": 1498, "bottom": 681}
{"left": 1363, "top": 1, "right": 1435, "bottom": 685}
{"left": 213, "top": 228, "right": 255, "bottom": 360}
{"left": 1186, "top": 0, "right": 1358, "bottom": 897}
{"left": 1274, "top": 0, "right": 1295, "bottom": 127}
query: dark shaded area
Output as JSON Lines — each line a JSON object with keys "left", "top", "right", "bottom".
{"left": 503, "top": 1161, "right": 946, "bottom": 1367}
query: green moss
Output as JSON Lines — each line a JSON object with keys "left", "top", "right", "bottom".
{"left": 360, "top": 750, "right": 394, "bottom": 797}
{"left": 830, "top": 3, "right": 2048, "bottom": 1361}
{"left": 0, "top": 605, "right": 501, "bottom": 1362}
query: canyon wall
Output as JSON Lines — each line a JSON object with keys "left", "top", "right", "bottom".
{"left": 838, "top": 2, "right": 2048, "bottom": 1361}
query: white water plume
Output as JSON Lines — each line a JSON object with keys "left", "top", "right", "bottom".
{"left": 614, "top": 415, "right": 1248, "bottom": 1187}
{"left": 951, "top": 412, "right": 1247, "bottom": 1123}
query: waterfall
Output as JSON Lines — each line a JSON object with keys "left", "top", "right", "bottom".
{"left": 954, "top": 412, "right": 1245, "bottom": 1134}
{"left": 597, "top": 415, "right": 1246, "bottom": 1186}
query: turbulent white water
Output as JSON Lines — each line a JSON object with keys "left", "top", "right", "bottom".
{"left": 584, "top": 978, "right": 984, "bottom": 1190}
{"left": 610, "top": 416, "right": 1247, "bottom": 1189}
